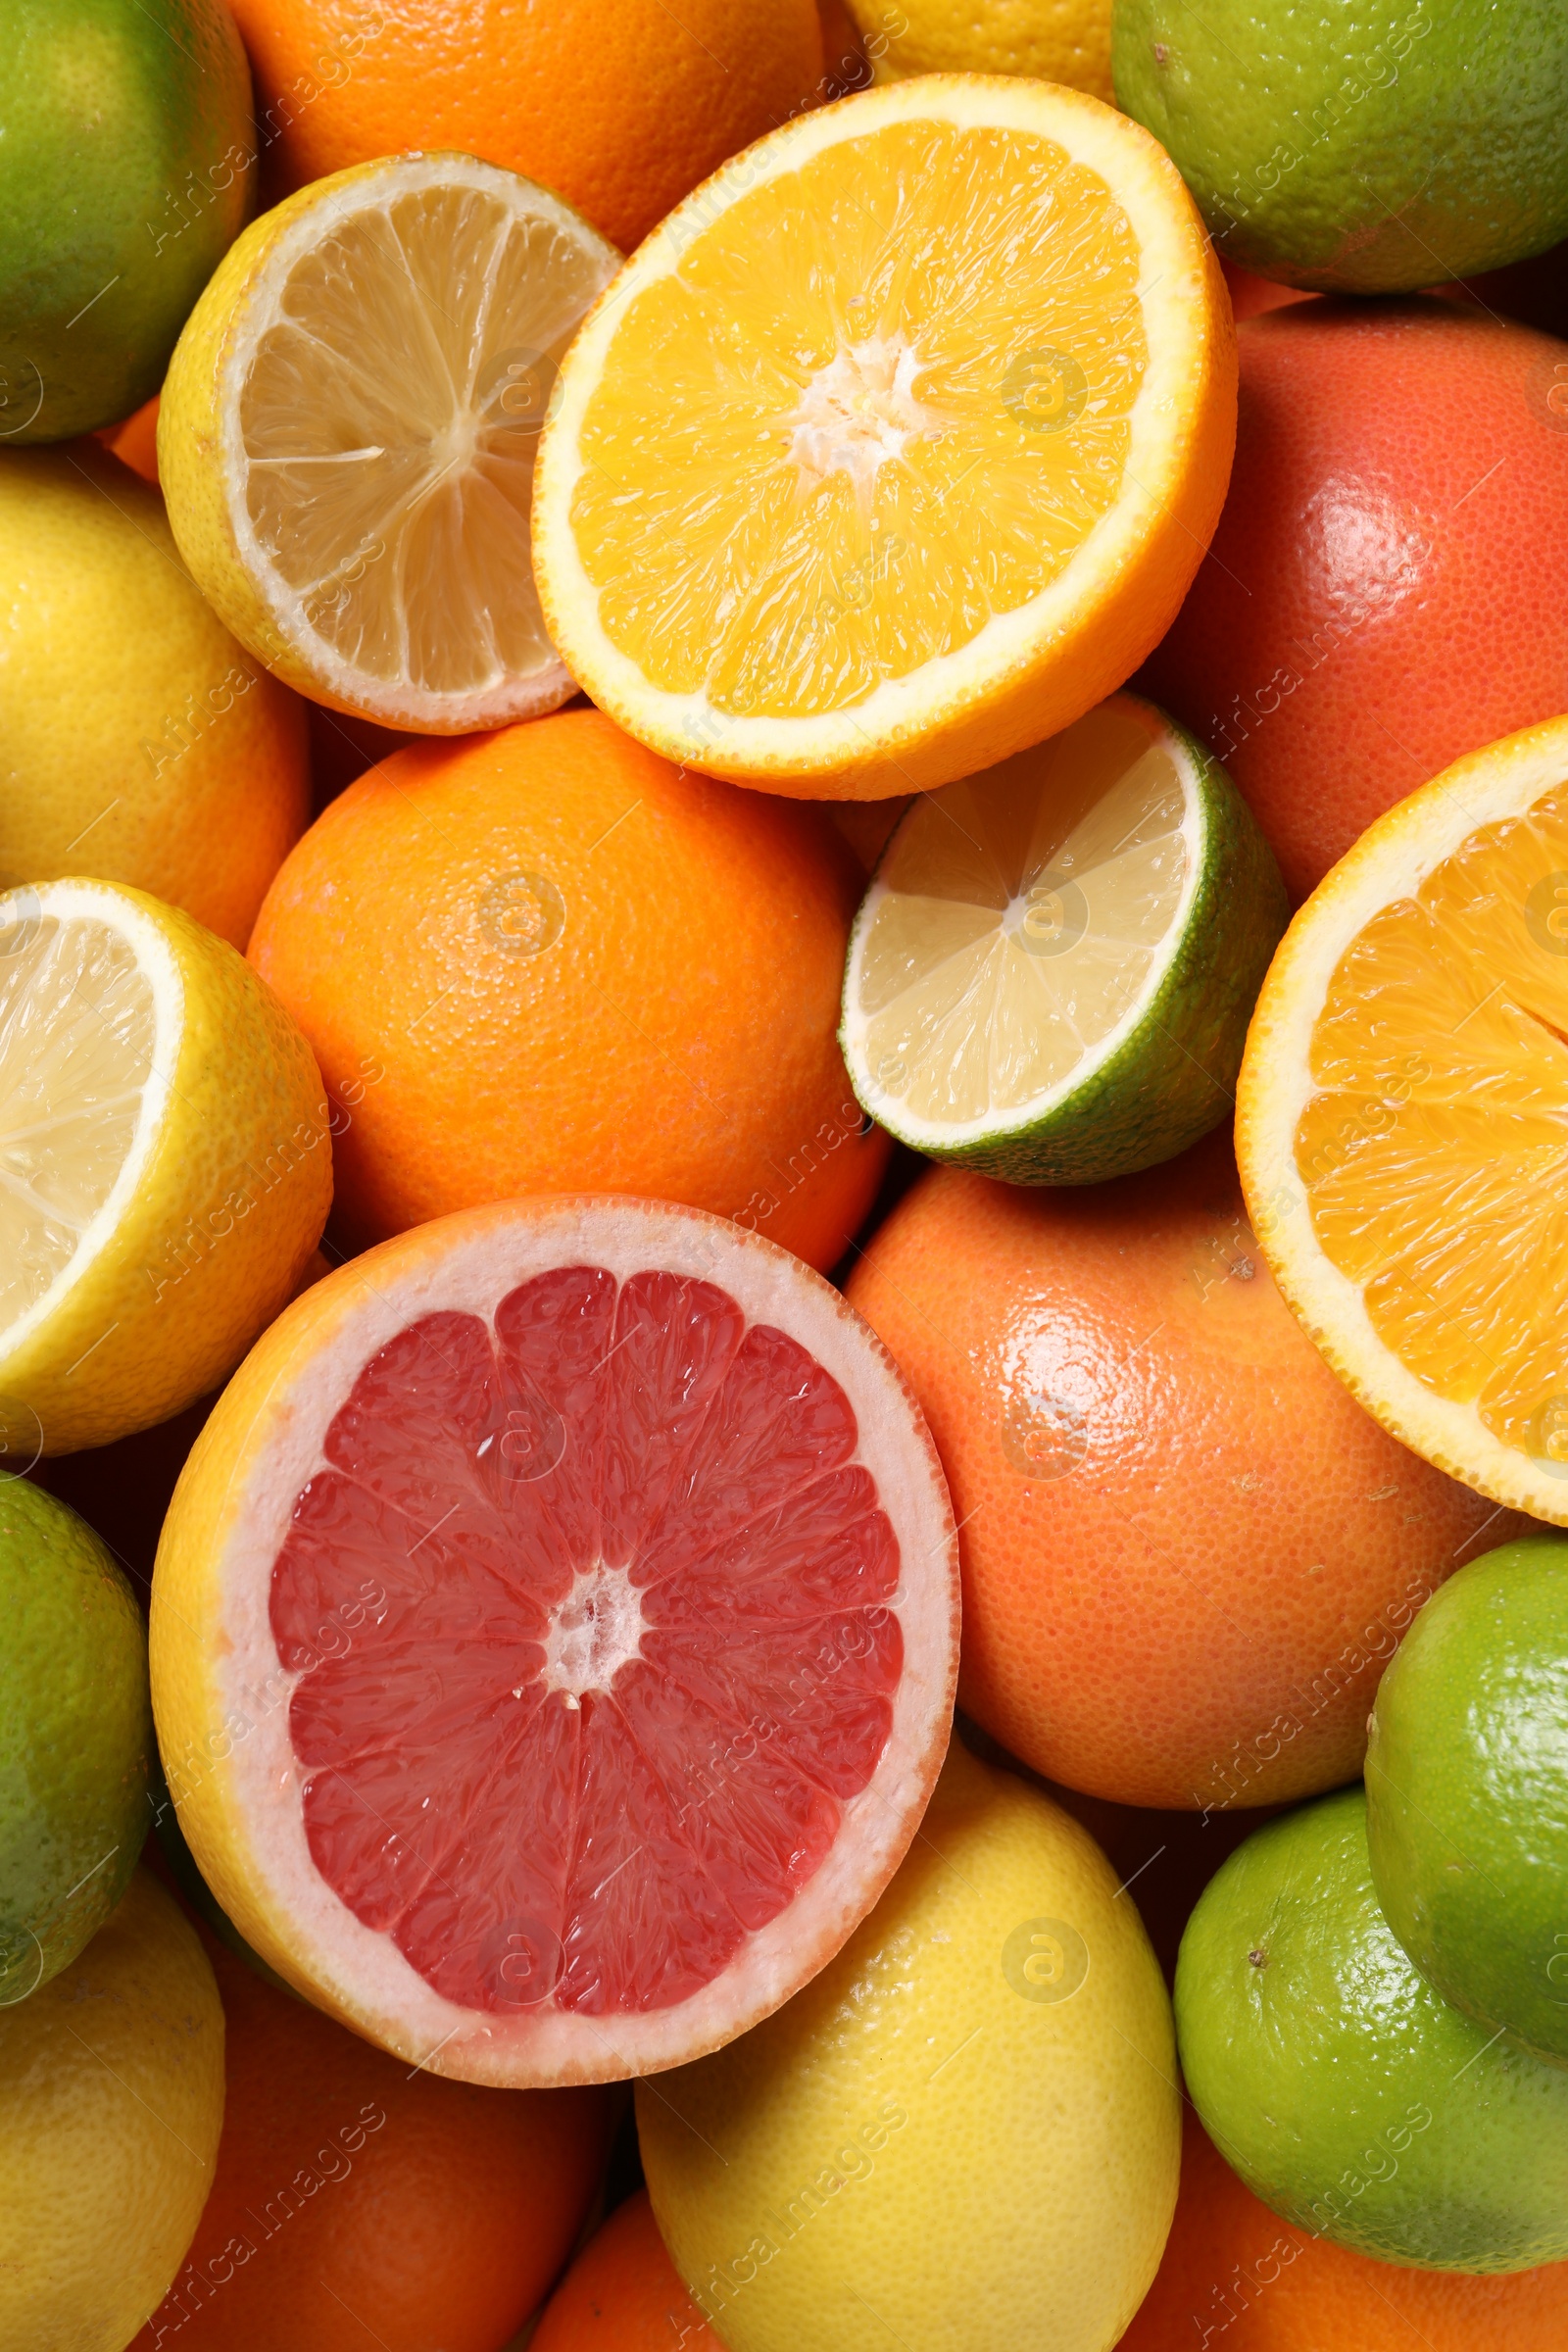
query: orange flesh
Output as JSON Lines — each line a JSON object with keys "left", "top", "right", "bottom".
{"left": 1296, "top": 785, "right": 1568, "bottom": 1468}
{"left": 569, "top": 120, "right": 1147, "bottom": 718}
{"left": 271, "top": 1266, "right": 903, "bottom": 2016}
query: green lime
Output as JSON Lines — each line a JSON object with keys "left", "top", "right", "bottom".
{"left": 1112, "top": 0, "right": 1568, "bottom": 293}
{"left": 1366, "top": 1535, "right": 1568, "bottom": 2065}
{"left": 0, "top": 0, "right": 255, "bottom": 443}
{"left": 0, "top": 1480, "right": 151, "bottom": 2001}
{"left": 838, "top": 692, "right": 1287, "bottom": 1186}
{"left": 1176, "top": 1786, "right": 1568, "bottom": 2274}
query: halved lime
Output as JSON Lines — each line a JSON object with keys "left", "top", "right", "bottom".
{"left": 839, "top": 694, "right": 1288, "bottom": 1185}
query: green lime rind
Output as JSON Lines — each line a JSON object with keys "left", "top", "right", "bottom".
{"left": 0, "top": 0, "right": 255, "bottom": 443}
{"left": 1177, "top": 1786, "right": 1568, "bottom": 2275}
{"left": 1366, "top": 1535, "right": 1568, "bottom": 2066}
{"left": 841, "top": 705, "right": 1288, "bottom": 1187}
{"left": 1113, "top": 0, "right": 1568, "bottom": 295}
{"left": 0, "top": 1480, "right": 150, "bottom": 2002}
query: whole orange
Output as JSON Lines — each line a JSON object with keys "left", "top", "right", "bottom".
{"left": 249, "top": 709, "right": 889, "bottom": 1269}
{"left": 226, "top": 0, "right": 825, "bottom": 250}
{"left": 531, "top": 2189, "right": 720, "bottom": 2352}
{"left": 131, "top": 1939, "right": 614, "bottom": 2352}
{"left": 1140, "top": 299, "right": 1568, "bottom": 902}
{"left": 1121, "top": 2106, "right": 1568, "bottom": 2350}
{"left": 845, "top": 1132, "right": 1513, "bottom": 1811}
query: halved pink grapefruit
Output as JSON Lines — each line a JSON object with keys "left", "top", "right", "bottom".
{"left": 149, "top": 1197, "right": 958, "bottom": 2084}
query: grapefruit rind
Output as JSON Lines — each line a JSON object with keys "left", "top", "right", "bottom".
{"left": 1237, "top": 713, "right": 1568, "bottom": 1527}
{"left": 150, "top": 1196, "right": 959, "bottom": 2085}
{"left": 531, "top": 75, "right": 1236, "bottom": 799}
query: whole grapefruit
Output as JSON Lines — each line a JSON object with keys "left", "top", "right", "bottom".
{"left": 225, "top": 0, "right": 824, "bottom": 251}
{"left": 531, "top": 2189, "right": 721, "bottom": 2352}
{"left": 1120, "top": 2106, "right": 1568, "bottom": 2351}
{"left": 131, "top": 1936, "right": 614, "bottom": 2352}
{"left": 1140, "top": 300, "right": 1568, "bottom": 902}
{"left": 249, "top": 710, "right": 889, "bottom": 1269}
{"left": 845, "top": 1131, "right": 1515, "bottom": 1811}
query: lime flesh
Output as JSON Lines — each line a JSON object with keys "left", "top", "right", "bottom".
{"left": 0, "top": 1479, "right": 150, "bottom": 2001}
{"left": 1177, "top": 1785, "right": 1568, "bottom": 2274}
{"left": 1367, "top": 1535, "right": 1568, "bottom": 2064}
{"left": 1114, "top": 0, "right": 1568, "bottom": 293}
{"left": 0, "top": 0, "right": 254, "bottom": 441}
{"left": 839, "top": 694, "right": 1286, "bottom": 1185}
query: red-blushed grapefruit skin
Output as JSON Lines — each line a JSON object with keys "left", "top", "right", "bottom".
{"left": 1140, "top": 300, "right": 1568, "bottom": 904}
{"left": 150, "top": 1198, "right": 959, "bottom": 2087}
{"left": 844, "top": 1135, "right": 1517, "bottom": 1812}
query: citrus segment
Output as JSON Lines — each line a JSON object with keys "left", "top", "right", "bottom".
{"left": 0, "top": 878, "right": 330, "bottom": 1454}
{"left": 840, "top": 693, "right": 1287, "bottom": 1179}
{"left": 1238, "top": 715, "right": 1568, "bottom": 1523}
{"left": 151, "top": 1197, "right": 958, "bottom": 2084}
{"left": 160, "top": 154, "right": 619, "bottom": 732}
{"left": 533, "top": 76, "right": 1236, "bottom": 796}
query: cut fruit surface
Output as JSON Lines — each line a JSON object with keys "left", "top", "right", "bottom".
{"left": 159, "top": 155, "right": 619, "bottom": 732}
{"left": 841, "top": 694, "right": 1287, "bottom": 1182}
{"left": 532, "top": 76, "right": 1236, "bottom": 798}
{"left": 1238, "top": 713, "right": 1568, "bottom": 1525}
{"left": 150, "top": 1197, "right": 958, "bottom": 2085}
{"left": 0, "top": 878, "right": 329, "bottom": 1455}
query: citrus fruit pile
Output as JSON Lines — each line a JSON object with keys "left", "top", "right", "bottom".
{"left": 6, "top": 0, "right": 1568, "bottom": 2346}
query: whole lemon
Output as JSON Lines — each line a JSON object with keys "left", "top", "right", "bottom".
{"left": 0, "top": 441, "right": 307, "bottom": 950}
{"left": 638, "top": 1740, "right": 1178, "bottom": 2352}
{"left": 0, "top": 1868, "right": 225, "bottom": 2348}
{"left": 848, "top": 0, "right": 1113, "bottom": 104}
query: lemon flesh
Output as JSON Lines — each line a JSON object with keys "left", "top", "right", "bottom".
{"left": 161, "top": 154, "right": 620, "bottom": 732}
{"left": 841, "top": 694, "right": 1286, "bottom": 1181}
{"left": 0, "top": 878, "right": 330, "bottom": 1454}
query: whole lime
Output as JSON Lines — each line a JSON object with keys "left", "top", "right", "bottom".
{"left": 1176, "top": 1786, "right": 1568, "bottom": 2274}
{"left": 1112, "top": 0, "right": 1568, "bottom": 293}
{"left": 0, "top": 1480, "right": 151, "bottom": 2002}
{"left": 0, "top": 0, "right": 254, "bottom": 443}
{"left": 1366, "top": 1536, "right": 1568, "bottom": 2065}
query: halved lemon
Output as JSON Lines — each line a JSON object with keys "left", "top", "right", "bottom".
{"left": 159, "top": 154, "right": 619, "bottom": 733}
{"left": 0, "top": 878, "right": 330, "bottom": 1456}
{"left": 1238, "top": 714, "right": 1568, "bottom": 1525}
{"left": 532, "top": 76, "right": 1235, "bottom": 800}
{"left": 841, "top": 694, "right": 1287, "bottom": 1181}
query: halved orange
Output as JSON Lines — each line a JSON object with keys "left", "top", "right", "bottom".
{"left": 1238, "top": 714, "right": 1568, "bottom": 1524}
{"left": 532, "top": 76, "right": 1235, "bottom": 799}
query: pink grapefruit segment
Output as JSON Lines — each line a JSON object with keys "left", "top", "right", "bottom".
{"left": 151, "top": 1199, "right": 958, "bottom": 2085}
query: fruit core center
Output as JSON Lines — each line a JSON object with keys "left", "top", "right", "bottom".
{"left": 541, "top": 1561, "right": 648, "bottom": 1701}
{"left": 787, "top": 335, "right": 940, "bottom": 496}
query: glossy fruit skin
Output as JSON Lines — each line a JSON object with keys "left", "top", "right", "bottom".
{"left": 845, "top": 1130, "right": 1513, "bottom": 1810}
{"left": 0, "top": 1480, "right": 150, "bottom": 2001}
{"left": 0, "top": 1870, "right": 224, "bottom": 2350}
{"left": 131, "top": 1937, "right": 615, "bottom": 2352}
{"left": 224, "top": 0, "right": 824, "bottom": 251}
{"left": 1140, "top": 300, "right": 1568, "bottom": 903}
{"left": 0, "top": 442, "right": 308, "bottom": 949}
{"left": 249, "top": 710, "right": 889, "bottom": 1269}
{"left": 0, "top": 0, "right": 253, "bottom": 441}
{"left": 1366, "top": 1536, "right": 1568, "bottom": 2065}
{"left": 1121, "top": 2103, "right": 1568, "bottom": 2351}
{"left": 1114, "top": 0, "right": 1568, "bottom": 292}
{"left": 1177, "top": 1787, "right": 1568, "bottom": 2274}
{"left": 638, "top": 1740, "right": 1179, "bottom": 2352}
{"left": 531, "top": 2189, "right": 722, "bottom": 2352}
{"left": 849, "top": 0, "right": 1113, "bottom": 102}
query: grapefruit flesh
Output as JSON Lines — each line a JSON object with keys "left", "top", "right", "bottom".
{"left": 152, "top": 1198, "right": 958, "bottom": 2084}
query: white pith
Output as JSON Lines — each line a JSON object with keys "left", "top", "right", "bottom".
{"left": 219, "top": 153, "right": 619, "bottom": 731}
{"left": 0, "top": 880, "right": 179, "bottom": 1370}
{"left": 785, "top": 335, "right": 943, "bottom": 501}
{"left": 542, "top": 1562, "right": 649, "bottom": 1702}
{"left": 1238, "top": 716, "right": 1568, "bottom": 1528}
{"left": 531, "top": 75, "right": 1218, "bottom": 779}
{"left": 842, "top": 700, "right": 1204, "bottom": 1148}
{"left": 171, "top": 1197, "right": 959, "bottom": 2086}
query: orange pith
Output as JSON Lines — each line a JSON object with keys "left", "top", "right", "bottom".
{"left": 1295, "top": 781, "right": 1568, "bottom": 1471}
{"left": 571, "top": 118, "right": 1147, "bottom": 720}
